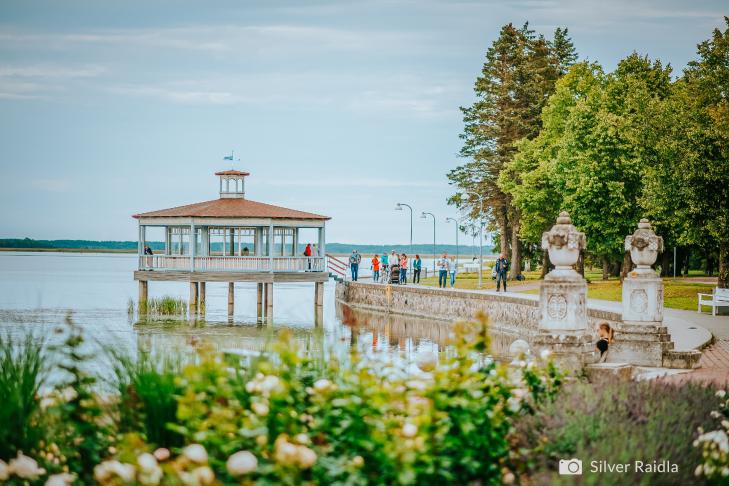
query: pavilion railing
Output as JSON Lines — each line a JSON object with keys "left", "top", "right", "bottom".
{"left": 139, "top": 255, "right": 325, "bottom": 273}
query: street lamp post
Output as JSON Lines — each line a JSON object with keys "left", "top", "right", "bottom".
{"left": 446, "top": 217, "right": 459, "bottom": 264}
{"left": 465, "top": 191, "right": 485, "bottom": 289}
{"left": 395, "top": 203, "right": 413, "bottom": 255}
{"left": 421, "top": 212, "right": 436, "bottom": 274}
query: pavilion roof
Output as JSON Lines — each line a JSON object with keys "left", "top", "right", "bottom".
{"left": 214, "top": 170, "right": 250, "bottom": 176}
{"left": 133, "top": 198, "right": 330, "bottom": 220}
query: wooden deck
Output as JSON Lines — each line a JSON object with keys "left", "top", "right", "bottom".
{"left": 133, "top": 270, "right": 329, "bottom": 283}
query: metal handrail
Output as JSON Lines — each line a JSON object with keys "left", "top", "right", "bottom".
{"left": 139, "top": 255, "right": 325, "bottom": 272}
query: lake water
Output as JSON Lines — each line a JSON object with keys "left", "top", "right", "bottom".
{"left": 0, "top": 252, "right": 485, "bottom": 377}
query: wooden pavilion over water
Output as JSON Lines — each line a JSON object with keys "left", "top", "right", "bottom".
{"left": 133, "top": 169, "right": 330, "bottom": 321}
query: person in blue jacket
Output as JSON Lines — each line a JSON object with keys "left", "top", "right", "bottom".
{"left": 495, "top": 253, "right": 509, "bottom": 292}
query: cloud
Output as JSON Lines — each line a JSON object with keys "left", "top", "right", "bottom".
{"left": 30, "top": 178, "right": 72, "bottom": 192}
{"left": 0, "top": 63, "right": 106, "bottom": 99}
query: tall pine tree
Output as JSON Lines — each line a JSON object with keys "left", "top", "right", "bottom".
{"left": 449, "top": 23, "right": 575, "bottom": 277}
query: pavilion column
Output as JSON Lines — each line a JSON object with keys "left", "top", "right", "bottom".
{"left": 199, "top": 282, "right": 206, "bottom": 313}
{"left": 265, "top": 283, "right": 274, "bottom": 322}
{"left": 228, "top": 282, "right": 235, "bottom": 318}
{"left": 257, "top": 283, "right": 263, "bottom": 321}
{"left": 189, "top": 282, "right": 198, "bottom": 311}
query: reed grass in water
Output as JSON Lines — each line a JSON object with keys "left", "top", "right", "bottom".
{"left": 139, "top": 296, "right": 188, "bottom": 316}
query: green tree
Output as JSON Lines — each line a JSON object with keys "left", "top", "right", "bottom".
{"left": 450, "top": 23, "right": 573, "bottom": 277}
{"left": 644, "top": 18, "right": 729, "bottom": 287}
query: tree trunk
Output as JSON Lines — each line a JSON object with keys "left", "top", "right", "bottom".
{"left": 706, "top": 253, "right": 714, "bottom": 276}
{"left": 620, "top": 250, "right": 632, "bottom": 282}
{"left": 610, "top": 260, "right": 621, "bottom": 278}
{"left": 497, "top": 206, "right": 509, "bottom": 258}
{"left": 509, "top": 216, "right": 521, "bottom": 280}
{"left": 683, "top": 248, "right": 691, "bottom": 276}
{"left": 660, "top": 250, "right": 671, "bottom": 277}
{"left": 602, "top": 257, "right": 610, "bottom": 280}
{"left": 719, "top": 241, "right": 729, "bottom": 289}
{"left": 540, "top": 250, "right": 550, "bottom": 279}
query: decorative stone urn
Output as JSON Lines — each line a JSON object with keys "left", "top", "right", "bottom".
{"left": 541, "top": 211, "right": 587, "bottom": 275}
{"left": 621, "top": 219, "right": 664, "bottom": 323}
{"left": 625, "top": 218, "right": 664, "bottom": 272}
{"left": 534, "top": 211, "right": 594, "bottom": 371}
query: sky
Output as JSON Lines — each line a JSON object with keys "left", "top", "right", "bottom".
{"left": 0, "top": 0, "right": 725, "bottom": 245}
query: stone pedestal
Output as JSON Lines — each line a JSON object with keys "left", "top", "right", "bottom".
{"left": 536, "top": 212, "right": 594, "bottom": 371}
{"left": 540, "top": 274, "right": 587, "bottom": 332}
{"left": 532, "top": 333, "right": 596, "bottom": 372}
{"left": 608, "top": 322, "right": 673, "bottom": 367}
{"left": 622, "top": 271, "right": 663, "bottom": 323}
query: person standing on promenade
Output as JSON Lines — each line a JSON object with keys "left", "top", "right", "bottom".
{"left": 380, "top": 252, "right": 389, "bottom": 283}
{"left": 349, "top": 250, "right": 361, "bottom": 281}
{"left": 495, "top": 253, "right": 509, "bottom": 292}
{"left": 371, "top": 254, "right": 380, "bottom": 283}
{"left": 399, "top": 253, "right": 408, "bottom": 284}
{"left": 438, "top": 253, "right": 449, "bottom": 288}
{"left": 449, "top": 256, "right": 458, "bottom": 288}
{"left": 412, "top": 254, "right": 422, "bottom": 283}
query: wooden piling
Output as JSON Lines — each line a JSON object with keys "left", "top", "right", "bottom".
{"left": 315, "top": 281, "right": 324, "bottom": 308}
{"left": 190, "top": 282, "right": 198, "bottom": 310}
{"left": 228, "top": 282, "right": 235, "bottom": 317}
{"left": 138, "top": 280, "right": 148, "bottom": 312}
{"left": 265, "top": 283, "right": 273, "bottom": 321}
{"left": 199, "top": 282, "right": 206, "bottom": 312}
{"left": 257, "top": 283, "right": 263, "bottom": 321}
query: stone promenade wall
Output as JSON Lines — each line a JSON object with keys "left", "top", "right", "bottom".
{"left": 336, "top": 281, "right": 622, "bottom": 339}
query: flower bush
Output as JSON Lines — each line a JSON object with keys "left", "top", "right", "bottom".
{"left": 694, "top": 389, "right": 729, "bottom": 481}
{"left": 0, "top": 313, "right": 563, "bottom": 485}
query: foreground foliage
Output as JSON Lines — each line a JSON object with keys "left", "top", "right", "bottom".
{"left": 0, "top": 315, "right": 563, "bottom": 485}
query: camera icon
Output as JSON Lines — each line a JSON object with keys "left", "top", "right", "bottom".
{"left": 559, "top": 458, "right": 583, "bottom": 475}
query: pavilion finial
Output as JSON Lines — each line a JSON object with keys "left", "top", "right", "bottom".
{"left": 215, "top": 168, "right": 249, "bottom": 199}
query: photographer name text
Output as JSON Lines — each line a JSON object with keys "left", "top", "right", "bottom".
{"left": 591, "top": 460, "right": 678, "bottom": 474}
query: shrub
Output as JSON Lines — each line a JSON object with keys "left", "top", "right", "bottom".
{"left": 512, "top": 378, "right": 720, "bottom": 485}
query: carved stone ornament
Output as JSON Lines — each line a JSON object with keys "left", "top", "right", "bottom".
{"left": 541, "top": 211, "right": 587, "bottom": 269}
{"left": 624, "top": 219, "right": 664, "bottom": 269}
{"left": 547, "top": 294, "right": 568, "bottom": 319}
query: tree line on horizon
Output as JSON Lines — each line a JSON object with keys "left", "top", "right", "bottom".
{"left": 0, "top": 238, "right": 493, "bottom": 257}
{"left": 449, "top": 19, "right": 729, "bottom": 287}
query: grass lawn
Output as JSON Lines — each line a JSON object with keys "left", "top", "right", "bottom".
{"left": 415, "top": 268, "right": 716, "bottom": 311}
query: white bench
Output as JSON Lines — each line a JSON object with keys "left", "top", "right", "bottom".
{"left": 698, "top": 287, "right": 729, "bottom": 316}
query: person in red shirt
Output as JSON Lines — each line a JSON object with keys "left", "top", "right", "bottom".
{"left": 304, "top": 243, "right": 312, "bottom": 271}
{"left": 371, "top": 254, "right": 380, "bottom": 282}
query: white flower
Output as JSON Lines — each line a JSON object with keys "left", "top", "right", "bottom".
{"left": 507, "top": 397, "right": 522, "bottom": 413}
{"left": 297, "top": 447, "right": 317, "bottom": 469}
{"left": 260, "top": 375, "right": 280, "bottom": 394}
{"left": 111, "top": 462, "right": 136, "bottom": 483}
{"left": 226, "top": 451, "right": 258, "bottom": 476}
{"left": 313, "top": 379, "right": 332, "bottom": 392}
{"left": 697, "top": 430, "right": 729, "bottom": 453}
{"left": 0, "top": 459, "right": 8, "bottom": 481}
{"left": 711, "top": 411, "right": 721, "bottom": 418}
{"left": 717, "top": 390, "right": 726, "bottom": 398}
{"left": 193, "top": 466, "right": 215, "bottom": 485}
{"left": 45, "top": 473, "right": 75, "bottom": 486}
{"left": 153, "top": 448, "right": 170, "bottom": 462}
{"left": 503, "top": 471, "right": 515, "bottom": 484}
{"left": 416, "top": 352, "right": 437, "bottom": 372}
{"left": 402, "top": 423, "right": 418, "bottom": 438}
{"left": 512, "top": 388, "right": 527, "bottom": 399}
{"left": 138, "top": 466, "right": 163, "bottom": 486}
{"left": 275, "top": 438, "right": 298, "bottom": 464}
{"left": 183, "top": 444, "right": 208, "bottom": 464}
{"left": 352, "top": 455, "right": 364, "bottom": 467}
{"left": 9, "top": 452, "right": 46, "bottom": 479}
{"left": 60, "top": 387, "right": 77, "bottom": 403}
{"left": 294, "top": 433, "right": 310, "bottom": 445}
{"left": 540, "top": 349, "right": 552, "bottom": 360}
{"left": 695, "top": 464, "right": 703, "bottom": 476}
{"left": 137, "top": 453, "right": 158, "bottom": 472}
{"left": 252, "top": 401, "right": 269, "bottom": 416}
{"left": 722, "top": 420, "right": 729, "bottom": 430}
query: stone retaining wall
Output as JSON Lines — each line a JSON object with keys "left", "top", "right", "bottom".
{"left": 336, "top": 281, "right": 622, "bottom": 339}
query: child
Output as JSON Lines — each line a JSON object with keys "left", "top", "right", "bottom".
{"left": 596, "top": 322, "right": 614, "bottom": 361}
{"left": 371, "top": 254, "right": 380, "bottom": 283}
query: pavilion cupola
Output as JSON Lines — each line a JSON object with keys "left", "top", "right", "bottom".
{"left": 215, "top": 170, "right": 250, "bottom": 199}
